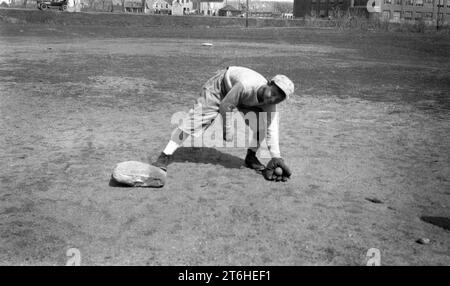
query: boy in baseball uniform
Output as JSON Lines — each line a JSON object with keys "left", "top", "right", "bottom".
{"left": 153, "top": 66, "right": 294, "bottom": 182}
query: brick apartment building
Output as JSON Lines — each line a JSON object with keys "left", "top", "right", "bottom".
{"left": 293, "top": 0, "right": 450, "bottom": 23}
{"left": 293, "top": 0, "right": 351, "bottom": 18}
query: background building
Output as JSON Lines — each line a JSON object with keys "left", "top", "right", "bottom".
{"left": 197, "top": 0, "right": 225, "bottom": 15}
{"left": 294, "top": 0, "right": 450, "bottom": 23}
{"left": 171, "top": 0, "right": 193, "bottom": 15}
{"left": 363, "top": 0, "right": 450, "bottom": 23}
{"left": 218, "top": 4, "right": 241, "bottom": 16}
{"left": 293, "top": 0, "right": 351, "bottom": 18}
{"left": 153, "top": 0, "right": 172, "bottom": 14}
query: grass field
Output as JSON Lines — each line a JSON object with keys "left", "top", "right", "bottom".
{"left": 0, "top": 19, "right": 449, "bottom": 265}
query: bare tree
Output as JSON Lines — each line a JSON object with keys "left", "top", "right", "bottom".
{"left": 273, "top": 2, "right": 292, "bottom": 14}
{"left": 87, "top": 0, "right": 96, "bottom": 8}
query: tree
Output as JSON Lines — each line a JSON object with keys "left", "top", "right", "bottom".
{"left": 87, "top": 0, "right": 96, "bottom": 8}
{"left": 273, "top": 2, "right": 292, "bottom": 14}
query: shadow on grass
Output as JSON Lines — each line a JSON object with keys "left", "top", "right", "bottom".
{"left": 171, "top": 147, "right": 245, "bottom": 169}
{"left": 420, "top": 216, "right": 450, "bottom": 231}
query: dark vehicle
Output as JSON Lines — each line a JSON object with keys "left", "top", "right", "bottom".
{"left": 37, "top": 0, "right": 68, "bottom": 11}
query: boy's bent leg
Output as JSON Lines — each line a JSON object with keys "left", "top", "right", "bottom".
{"left": 153, "top": 128, "right": 188, "bottom": 171}
{"left": 153, "top": 84, "right": 221, "bottom": 172}
{"left": 240, "top": 106, "right": 266, "bottom": 172}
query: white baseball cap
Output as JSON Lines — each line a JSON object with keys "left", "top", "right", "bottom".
{"left": 270, "top": 75, "right": 294, "bottom": 99}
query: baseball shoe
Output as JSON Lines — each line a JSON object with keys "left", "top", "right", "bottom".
{"left": 152, "top": 152, "right": 171, "bottom": 172}
{"left": 245, "top": 149, "right": 265, "bottom": 172}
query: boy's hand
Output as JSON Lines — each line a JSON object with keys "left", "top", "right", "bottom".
{"left": 263, "top": 158, "right": 291, "bottom": 182}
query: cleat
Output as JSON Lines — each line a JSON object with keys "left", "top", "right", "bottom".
{"left": 244, "top": 149, "right": 265, "bottom": 172}
{"left": 152, "top": 152, "right": 171, "bottom": 172}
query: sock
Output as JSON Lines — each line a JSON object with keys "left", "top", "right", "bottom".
{"left": 162, "top": 128, "right": 188, "bottom": 156}
{"left": 163, "top": 140, "right": 179, "bottom": 156}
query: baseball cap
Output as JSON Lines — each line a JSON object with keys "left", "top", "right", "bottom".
{"left": 270, "top": 75, "right": 294, "bottom": 99}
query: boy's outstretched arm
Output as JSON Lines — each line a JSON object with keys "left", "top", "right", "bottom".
{"left": 262, "top": 104, "right": 292, "bottom": 182}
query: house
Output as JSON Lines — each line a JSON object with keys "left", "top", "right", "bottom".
{"left": 123, "top": 0, "right": 156, "bottom": 13}
{"left": 172, "top": 0, "right": 183, "bottom": 14}
{"left": 171, "top": 0, "right": 193, "bottom": 15}
{"left": 218, "top": 4, "right": 241, "bottom": 16}
{"left": 197, "top": 0, "right": 225, "bottom": 16}
{"left": 124, "top": 1, "right": 145, "bottom": 13}
{"left": 153, "top": 0, "right": 172, "bottom": 14}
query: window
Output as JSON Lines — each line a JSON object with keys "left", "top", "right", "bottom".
{"left": 393, "top": 11, "right": 401, "bottom": 21}
{"left": 403, "top": 11, "right": 412, "bottom": 19}
{"left": 320, "top": 10, "right": 326, "bottom": 17}
{"left": 437, "top": 0, "right": 444, "bottom": 6}
{"left": 405, "top": 0, "right": 413, "bottom": 5}
{"left": 415, "top": 0, "right": 423, "bottom": 6}
{"left": 311, "top": 9, "right": 317, "bottom": 17}
{"left": 424, "top": 12, "right": 433, "bottom": 19}
{"left": 415, "top": 12, "right": 422, "bottom": 19}
{"left": 382, "top": 10, "right": 391, "bottom": 19}
{"left": 424, "top": 0, "right": 433, "bottom": 4}
{"left": 394, "top": 0, "right": 401, "bottom": 5}
{"left": 384, "top": 0, "right": 392, "bottom": 4}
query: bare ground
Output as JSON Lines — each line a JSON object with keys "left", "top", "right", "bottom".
{"left": 0, "top": 23, "right": 449, "bottom": 265}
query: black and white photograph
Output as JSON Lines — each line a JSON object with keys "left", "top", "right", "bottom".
{"left": 0, "top": 0, "right": 449, "bottom": 268}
